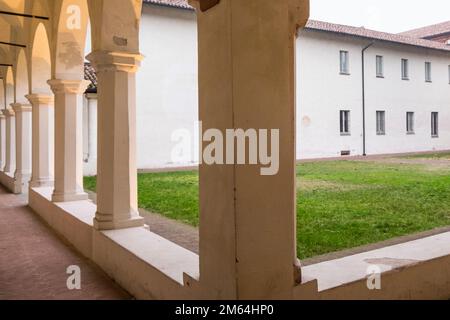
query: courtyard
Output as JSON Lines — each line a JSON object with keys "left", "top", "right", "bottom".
{"left": 84, "top": 152, "right": 450, "bottom": 260}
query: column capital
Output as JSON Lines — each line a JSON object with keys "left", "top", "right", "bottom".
{"left": 86, "top": 51, "right": 144, "bottom": 73}
{"left": 0, "top": 112, "right": 5, "bottom": 119}
{"left": 3, "top": 107, "right": 15, "bottom": 117}
{"left": 26, "top": 94, "right": 54, "bottom": 106}
{"left": 11, "top": 103, "right": 32, "bottom": 114}
{"left": 47, "top": 79, "right": 90, "bottom": 95}
{"left": 85, "top": 92, "right": 98, "bottom": 100}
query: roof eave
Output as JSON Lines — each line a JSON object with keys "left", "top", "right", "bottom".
{"left": 304, "top": 27, "right": 450, "bottom": 53}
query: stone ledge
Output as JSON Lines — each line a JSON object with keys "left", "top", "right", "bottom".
{"left": 28, "top": 186, "right": 200, "bottom": 299}
{"left": 302, "top": 231, "right": 450, "bottom": 299}
{"left": 29, "top": 187, "right": 95, "bottom": 259}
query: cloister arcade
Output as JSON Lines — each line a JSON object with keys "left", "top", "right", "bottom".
{"left": 1, "top": 0, "right": 450, "bottom": 300}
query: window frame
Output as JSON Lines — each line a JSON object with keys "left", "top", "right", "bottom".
{"left": 406, "top": 112, "right": 415, "bottom": 134}
{"left": 376, "top": 110, "right": 386, "bottom": 135}
{"left": 340, "top": 50, "right": 350, "bottom": 75}
{"left": 401, "top": 58, "right": 409, "bottom": 80}
{"left": 340, "top": 110, "right": 351, "bottom": 135}
{"left": 448, "top": 65, "right": 450, "bottom": 84}
{"left": 425, "top": 62, "right": 432, "bottom": 82}
{"left": 376, "top": 55, "right": 384, "bottom": 78}
{"left": 431, "top": 112, "right": 439, "bottom": 138}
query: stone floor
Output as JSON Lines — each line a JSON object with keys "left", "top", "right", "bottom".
{"left": 0, "top": 185, "right": 131, "bottom": 300}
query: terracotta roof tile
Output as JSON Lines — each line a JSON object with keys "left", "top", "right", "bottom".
{"left": 399, "top": 21, "right": 450, "bottom": 39}
{"left": 143, "top": 0, "right": 193, "bottom": 10}
{"left": 143, "top": 1, "right": 450, "bottom": 52}
{"left": 305, "top": 20, "right": 450, "bottom": 52}
{"left": 84, "top": 62, "right": 97, "bottom": 93}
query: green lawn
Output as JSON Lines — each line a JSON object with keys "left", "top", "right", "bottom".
{"left": 84, "top": 159, "right": 450, "bottom": 259}
{"left": 403, "top": 151, "right": 450, "bottom": 159}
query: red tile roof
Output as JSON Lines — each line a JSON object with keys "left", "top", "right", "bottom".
{"left": 306, "top": 20, "right": 450, "bottom": 52}
{"left": 399, "top": 21, "right": 450, "bottom": 39}
{"left": 144, "top": 1, "right": 450, "bottom": 53}
{"left": 84, "top": 63, "right": 97, "bottom": 93}
{"left": 143, "top": 0, "right": 193, "bottom": 10}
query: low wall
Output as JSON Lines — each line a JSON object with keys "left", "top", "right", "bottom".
{"left": 0, "top": 171, "right": 18, "bottom": 194}
{"left": 26, "top": 186, "right": 450, "bottom": 300}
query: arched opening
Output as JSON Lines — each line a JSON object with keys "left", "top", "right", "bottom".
{"left": 0, "top": 78, "right": 4, "bottom": 109}
{"left": 4, "top": 67, "right": 14, "bottom": 108}
{"left": 31, "top": 23, "right": 51, "bottom": 94}
{"left": 54, "top": 0, "right": 90, "bottom": 80}
{"left": 15, "top": 49, "right": 28, "bottom": 104}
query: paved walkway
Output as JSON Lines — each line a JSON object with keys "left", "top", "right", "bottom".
{"left": 0, "top": 186, "right": 131, "bottom": 300}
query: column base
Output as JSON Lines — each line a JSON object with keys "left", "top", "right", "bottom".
{"left": 94, "top": 213, "right": 144, "bottom": 231}
{"left": 29, "top": 178, "right": 54, "bottom": 189}
{"left": 13, "top": 173, "right": 31, "bottom": 194}
{"left": 52, "top": 191, "right": 89, "bottom": 203}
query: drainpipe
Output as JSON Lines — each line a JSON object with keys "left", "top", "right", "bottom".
{"left": 361, "top": 42, "right": 374, "bottom": 156}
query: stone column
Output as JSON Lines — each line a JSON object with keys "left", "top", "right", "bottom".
{"left": 87, "top": 51, "right": 144, "bottom": 230}
{"left": 0, "top": 113, "right": 5, "bottom": 170}
{"left": 26, "top": 94, "right": 55, "bottom": 188}
{"left": 12, "top": 103, "right": 32, "bottom": 193}
{"left": 2, "top": 107, "right": 16, "bottom": 174}
{"left": 191, "top": 0, "right": 308, "bottom": 299}
{"left": 48, "top": 79, "right": 89, "bottom": 202}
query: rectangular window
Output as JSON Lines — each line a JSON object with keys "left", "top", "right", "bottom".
{"left": 431, "top": 112, "right": 439, "bottom": 137}
{"left": 425, "top": 62, "right": 432, "bottom": 82}
{"left": 340, "top": 110, "right": 350, "bottom": 135}
{"left": 376, "top": 56, "right": 384, "bottom": 77}
{"left": 340, "top": 51, "right": 349, "bottom": 74}
{"left": 406, "top": 112, "right": 415, "bottom": 134}
{"left": 448, "top": 65, "right": 450, "bottom": 84}
{"left": 376, "top": 111, "right": 386, "bottom": 135}
{"left": 401, "top": 59, "right": 409, "bottom": 80}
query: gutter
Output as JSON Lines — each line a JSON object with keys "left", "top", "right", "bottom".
{"left": 361, "top": 42, "right": 374, "bottom": 157}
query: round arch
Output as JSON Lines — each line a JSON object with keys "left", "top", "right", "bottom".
{"left": 5, "top": 66, "right": 14, "bottom": 108}
{"left": 15, "top": 48, "right": 29, "bottom": 104}
{"left": 31, "top": 23, "right": 52, "bottom": 94}
{"left": 53, "top": 0, "right": 90, "bottom": 80}
{"left": 0, "top": 78, "right": 4, "bottom": 110}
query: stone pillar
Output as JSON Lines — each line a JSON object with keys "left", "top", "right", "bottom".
{"left": 87, "top": 51, "right": 144, "bottom": 230}
{"left": 26, "top": 94, "right": 55, "bottom": 188}
{"left": 191, "top": 0, "right": 309, "bottom": 299}
{"left": 0, "top": 113, "right": 5, "bottom": 170}
{"left": 2, "top": 107, "right": 16, "bottom": 174}
{"left": 12, "top": 103, "right": 32, "bottom": 193}
{"left": 48, "top": 79, "right": 89, "bottom": 202}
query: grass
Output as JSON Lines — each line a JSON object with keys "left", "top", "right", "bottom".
{"left": 84, "top": 159, "right": 450, "bottom": 259}
{"left": 403, "top": 151, "right": 450, "bottom": 160}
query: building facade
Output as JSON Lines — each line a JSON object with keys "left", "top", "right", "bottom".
{"left": 297, "top": 22, "right": 450, "bottom": 159}
{"left": 81, "top": 1, "right": 450, "bottom": 173}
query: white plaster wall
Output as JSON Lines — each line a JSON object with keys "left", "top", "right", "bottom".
{"left": 136, "top": 5, "right": 199, "bottom": 169}
{"left": 296, "top": 31, "right": 365, "bottom": 159}
{"left": 364, "top": 44, "right": 450, "bottom": 155}
{"left": 83, "top": 5, "right": 450, "bottom": 173}
{"left": 297, "top": 30, "right": 450, "bottom": 159}
{"left": 82, "top": 95, "right": 97, "bottom": 176}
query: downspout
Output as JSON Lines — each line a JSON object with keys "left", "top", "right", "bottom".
{"left": 361, "top": 42, "right": 374, "bottom": 156}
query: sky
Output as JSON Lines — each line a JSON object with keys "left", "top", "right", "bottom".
{"left": 310, "top": 0, "right": 450, "bottom": 33}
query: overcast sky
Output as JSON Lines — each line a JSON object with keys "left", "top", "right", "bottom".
{"left": 310, "top": 0, "right": 450, "bottom": 33}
